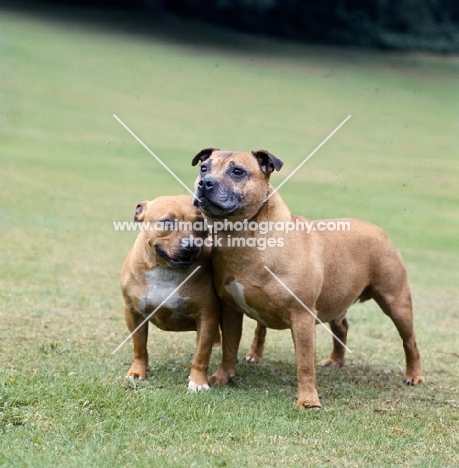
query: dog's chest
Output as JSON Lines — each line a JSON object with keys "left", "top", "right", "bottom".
{"left": 139, "top": 267, "right": 189, "bottom": 316}
{"left": 224, "top": 281, "right": 267, "bottom": 326}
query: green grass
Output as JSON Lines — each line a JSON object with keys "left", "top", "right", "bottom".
{"left": 1, "top": 5, "right": 459, "bottom": 467}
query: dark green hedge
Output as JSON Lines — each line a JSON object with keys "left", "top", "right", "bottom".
{"left": 165, "top": 0, "right": 459, "bottom": 51}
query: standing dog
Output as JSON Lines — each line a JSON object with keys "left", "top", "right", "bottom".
{"left": 191, "top": 148, "right": 424, "bottom": 408}
{"left": 120, "top": 195, "right": 219, "bottom": 391}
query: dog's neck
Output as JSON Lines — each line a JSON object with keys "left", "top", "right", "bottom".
{"left": 246, "top": 186, "right": 271, "bottom": 223}
{"left": 254, "top": 187, "right": 292, "bottom": 224}
{"left": 208, "top": 187, "right": 292, "bottom": 238}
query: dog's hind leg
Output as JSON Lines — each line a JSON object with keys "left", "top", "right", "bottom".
{"left": 373, "top": 280, "right": 424, "bottom": 385}
{"left": 245, "top": 322, "right": 267, "bottom": 363}
{"left": 318, "top": 316, "right": 349, "bottom": 367}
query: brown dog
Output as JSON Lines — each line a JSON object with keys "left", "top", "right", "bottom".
{"left": 191, "top": 148, "right": 424, "bottom": 408}
{"left": 120, "top": 195, "right": 220, "bottom": 391}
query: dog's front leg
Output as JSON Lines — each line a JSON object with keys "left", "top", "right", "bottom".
{"left": 124, "top": 306, "right": 149, "bottom": 380}
{"left": 290, "top": 309, "right": 321, "bottom": 408}
{"left": 209, "top": 305, "right": 243, "bottom": 385}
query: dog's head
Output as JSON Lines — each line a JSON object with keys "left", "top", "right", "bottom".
{"left": 134, "top": 195, "right": 208, "bottom": 270}
{"left": 191, "top": 149, "right": 283, "bottom": 221}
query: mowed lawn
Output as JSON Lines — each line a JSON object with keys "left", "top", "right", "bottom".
{"left": 1, "top": 4, "right": 459, "bottom": 467}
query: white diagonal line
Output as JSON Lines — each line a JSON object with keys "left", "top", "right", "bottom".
{"left": 265, "top": 115, "right": 351, "bottom": 202}
{"left": 113, "top": 114, "right": 200, "bottom": 202}
{"left": 112, "top": 266, "right": 201, "bottom": 354}
{"left": 264, "top": 266, "right": 352, "bottom": 353}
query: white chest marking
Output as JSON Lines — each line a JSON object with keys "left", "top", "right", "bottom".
{"left": 225, "top": 281, "right": 266, "bottom": 325}
{"left": 140, "top": 267, "right": 189, "bottom": 316}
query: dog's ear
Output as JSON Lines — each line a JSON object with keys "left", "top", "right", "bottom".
{"left": 191, "top": 148, "right": 219, "bottom": 166}
{"left": 252, "top": 150, "right": 284, "bottom": 175}
{"left": 134, "top": 201, "right": 149, "bottom": 222}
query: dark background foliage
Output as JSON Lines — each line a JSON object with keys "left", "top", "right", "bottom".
{"left": 3, "top": 0, "right": 459, "bottom": 51}
{"left": 165, "top": 0, "right": 459, "bottom": 51}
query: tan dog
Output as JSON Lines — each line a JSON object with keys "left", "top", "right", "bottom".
{"left": 120, "top": 195, "right": 220, "bottom": 391}
{"left": 191, "top": 148, "right": 424, "bottom": 408}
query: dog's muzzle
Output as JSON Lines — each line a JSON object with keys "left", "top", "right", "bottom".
{"left": 194, "top": 177, "right": 239, "bottom": 218}
{"left": 155, "top": 239, "right": 200, "bottom": 270}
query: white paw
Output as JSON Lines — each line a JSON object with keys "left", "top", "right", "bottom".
{"left": 188, "top": 380, "right": 211, "bottom": 392}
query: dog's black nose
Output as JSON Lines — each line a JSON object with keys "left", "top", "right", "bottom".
{"left": 198, "top": 178, "right": 215, "bottom": 191}
{"left": 180, "top": 237, "right": 200, "bottom": 255}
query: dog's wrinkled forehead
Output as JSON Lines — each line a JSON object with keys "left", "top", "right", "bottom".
{"left": 204, "top": 151, "right": 260, "bottom": 174}
{"left": 145, "top": 205, "right": 177, "bottom": 222}
{"left": 146, "top": 196, "right": 199, "bottom": 221}
{"left": 192, "top": 148, "right": 283, "bottom": 177}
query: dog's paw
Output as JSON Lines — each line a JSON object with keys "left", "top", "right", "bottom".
{"left": 209, "top": 368, "right": 234, "bottom": 385}
{"left": 296, "top": 399, "right": 322, "bottom": 410}
{"left": 188, "top": 380, "right": 211, "bottom": 392}
{"left": 245, "top": 354, "right": 261, "bottom": 363}
{"left": 126, "top": 374, "right": 145, "bottom": 382}
{"left": 403, "top": 374, "right": 425, "bottom": 386}
{"left": 318, "top": 357, "right": 344, "bottom": 367}
{"left": 302, "top": 404, "right": 322, "bottom": 410}
{"left": 125, "top": 363, "right": 147, "bottom": 380}
{"left": 126, "top": 368, "right": 147, "bottom": 380}
{"left": 296, "top": 389, "right": 321, "bottom": 409}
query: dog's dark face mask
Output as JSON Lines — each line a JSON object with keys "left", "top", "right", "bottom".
{"left": 191, "top": 149, "right": 283, "bottom": 222}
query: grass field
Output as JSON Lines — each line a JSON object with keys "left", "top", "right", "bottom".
{"left": 1, "top": 4, "right": 459, "bottom": 467}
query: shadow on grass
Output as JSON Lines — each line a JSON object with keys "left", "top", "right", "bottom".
{"left": 127, "top": 353, "right": 429, "bottom": 401}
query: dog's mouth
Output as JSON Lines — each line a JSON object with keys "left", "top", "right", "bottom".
{"left": 194, "top": 196, "right": 238, "bottom": 219}
{"left": 155, "top": 246, "right": 197, "bottom": 270}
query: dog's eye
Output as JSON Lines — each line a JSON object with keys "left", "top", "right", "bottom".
{"left": 156, "top": 218, "right": 175, "bottom": 231}
{"left": 232, "top": 167, "right": 245, "bottom": 177}
{"left": 200, "top": 165, "right": 208, "bottom": 174}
